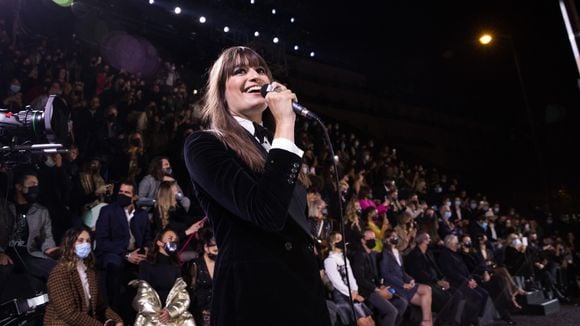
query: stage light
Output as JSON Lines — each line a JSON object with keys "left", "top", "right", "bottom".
{"left": 310, "top": 51, "right": 315, "bottom": 57}
{"left": 272, "top": 9, "right": 276, "bottom": 15}
{"left": 193, "top": 89, "right": 199, "bottom": 95}
{"left": 273, "top": 37, "right": 279, "bottom": 43}
{"left": 250, "top": 0, "right": 255, "bottom": 4}
{"left": 224, "top": 26, "right": 230, "bottom": 33}
{"left": 290, "top": 17, "right": 295, "bottom": 23}
{"left": 174, "top": 6, "right": 182, "bottom": 14}
{"left": 254, "top": 31, "right": 260, "bottom": 37}
{"left": 148, "top": 0, "right": 154, "bottom": 4}
{"left": 479, "top": 33, "right": 493, "bottom": 45}
{"left": 199, "top": 16, "right": 206, "bottom": 23}
{"left": 293, "top": 45, "right": 299, "bottom": 51}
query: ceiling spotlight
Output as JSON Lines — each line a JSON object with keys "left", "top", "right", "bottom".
{"left": 199, "top": 16, "right": 206, "bottom": 23}
{"left": 193, "top": 89, "right": 199, "bottom": 95}
{"left": 254, "top": 31, "right": 260, "bottom": 37}
{"left": 272, "top": 9, "right": 276, "bottom": 15}
{"left": 290, "top": 17, "right": 295, "bottom": 23}
{"left": 148, "top": 0, "right": 154, "bottom": 4}
{"left": 294, "top": 45, "right": 299, "bottom": 51}
{"left": 224, "top": 26, "right": 230, "bottom": 33}
{"left": 174, "top": 6, "right": 181, "bottom": 14}
{"left": 273, "top": 37, "right": 279, "bottom": 44}
{"left": 250, "top": 0, "right": 255, "bottom": 4}
{"left": 310, "top": 51, "right": 315, "bottom": 57}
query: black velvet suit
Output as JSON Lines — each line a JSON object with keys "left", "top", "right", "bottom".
{"left": 184, "top": 131, "right": 330, "bottom": 326}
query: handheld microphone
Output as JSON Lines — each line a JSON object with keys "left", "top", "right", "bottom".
{"left": 260, "top": 84, "right": 319, "bottom": 120}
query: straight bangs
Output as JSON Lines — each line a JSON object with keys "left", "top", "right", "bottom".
{"left": 221, "top": 46, "right": 273, "bottom": 82}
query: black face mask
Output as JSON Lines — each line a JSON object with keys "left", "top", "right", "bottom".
{"left": 463, "top": 242, "right": 472, "bottom": 248}
{"left": 207, "top": 253, "right": 218, "bottom": 260}
{"left": 389, "top": 237, "right": 400, "bottom": 246}
{"left": 130, "top": 138, "right": 141, "bottom": 147}
{"left": 365, "top": 239, "right": 376, "bottom": 249}
{"left": 355, "top": 208, "right": 362, "bottom": 215}
{"left": 24, "top": 186, "right": 39, "bottom": 203}
{"left": 117, "top": 194, "right": 133, "bottom": 207}
{"left": 334, "top": 241, "right": 346, "bottom": 250}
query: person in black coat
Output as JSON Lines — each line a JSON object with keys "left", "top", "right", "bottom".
{"left": 404, "top": 233, "right": 461, "bottom": 324}
{"left": 184, "top": 46, "right": 330, "bottom": 326}
{"left": 438, "top": 235, "right": 491, "bottom": 326}
{"left": 351, "top": 228, "right": 408, "bottom": 326}
{"left": 94, "top": 180, "right": 152, "bottom": 322}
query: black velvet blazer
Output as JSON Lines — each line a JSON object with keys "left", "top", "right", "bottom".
{"left": 184, "top": 131, "right": 330, "bottom": 326}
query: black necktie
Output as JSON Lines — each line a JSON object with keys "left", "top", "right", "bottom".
{"left": 252, "top": 122, "right": 270, "bottom": 144}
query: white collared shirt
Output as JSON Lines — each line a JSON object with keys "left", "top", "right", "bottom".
{"left": 233, "top": 116, "right": 304, "bottom": 157}
{"left": 125, "top": 207, "right": 136, "bottom": 251}
{"left": 76, "top": 260, "right": 91, "bottom": 308}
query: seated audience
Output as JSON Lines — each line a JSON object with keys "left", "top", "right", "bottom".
{"left": 131, "top": 228, "right": 195, "bottom": 325}
{"left": 44, "top": 227, "right": 123, "bottom": 325}
{"left": 379, "top": 230, "right": 433, "bottom": 326}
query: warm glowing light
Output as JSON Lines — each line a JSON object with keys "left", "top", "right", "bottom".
{"left": 52, "top": 0, "right": 74, "bottom": 7}
{"left": 479, "top": 34, "right": 493, "bottom": 45}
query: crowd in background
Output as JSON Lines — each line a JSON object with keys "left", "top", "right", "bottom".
{"left": 1, "top": 18, "right": 580, "bottom": 326}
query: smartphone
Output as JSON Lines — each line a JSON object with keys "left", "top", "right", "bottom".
{"left": 521, "top": 237, "right": 528, "bottom": 247}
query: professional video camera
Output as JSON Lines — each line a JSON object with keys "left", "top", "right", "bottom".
{"left": 0, "top": 95, "right": 70, "bottom": 164}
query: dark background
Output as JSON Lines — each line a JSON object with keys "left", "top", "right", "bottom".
{"left": 3, "top": 0, "right": 580, "bottom": 213}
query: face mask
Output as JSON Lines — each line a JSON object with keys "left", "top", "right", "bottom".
{"left": 463, "top": 242, "right": 472, "bottom": 248}
{"left": 435, "top": 187, "right": 442, "bottom": 193}
{"left": 365, "top": 239, "right": 376, "bottom": 249}
{"left": 117, "top": 194, "right": 133, "bottom": 207}
{"left": 470, "top": 203, "right": 477, "bottom": 209}
{"left": 493, "top": 207, "right": 500, "bottom": 213}
{"left": 444, "top": 211, "right": 452, "bottom": 220}
{"left": 163, "top": 167, "right": 173, "bottom": 176}
{"left": 24, "top": 186, "right": 39, "bottom": 203}
{"left": 207, "top": 253, "right": 217, "bottom": 260}
{"left": 389, "top": 237, "right": 400, "bottom": 246}
{"left": 164, "top": 241, "right": 178, "bottom": 254}
{"left": 454, "top": 200, "right": 462, "bottom": 207}
{"left": 480, "top": 222, "right": 488, "bottom": 230}
{"left": 334, "top": 241, "right": 345, "bottom": 250}
{"left": 444, "top": 201, "right": 451, "bottom": 207}
{"left": 321, "top": 207, "right": 328, "bottom": 215}
{"left": 9, "top": 84, "right": 21, "bottom": 93}
{"left": 75, "top": 242, "right": 92, "bottom": 259}
{"left": 45, "top": 157, "right": 56, "bottom": 168}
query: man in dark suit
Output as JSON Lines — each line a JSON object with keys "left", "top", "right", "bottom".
{"left": 438, "top": 235, "right": 489, "bottom": 326}
{"left": 405, "top": 233, "right": 461, "bottom": 325}
{"left": 95, "top": 180, "right": 151, "bottom": 322}
{"left": 351, "top": 228, "right": 408, "bottom": 326}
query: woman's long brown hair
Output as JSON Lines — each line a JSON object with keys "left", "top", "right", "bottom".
{"left": 201, "top": 46, "right": 274, "bottom": 172}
